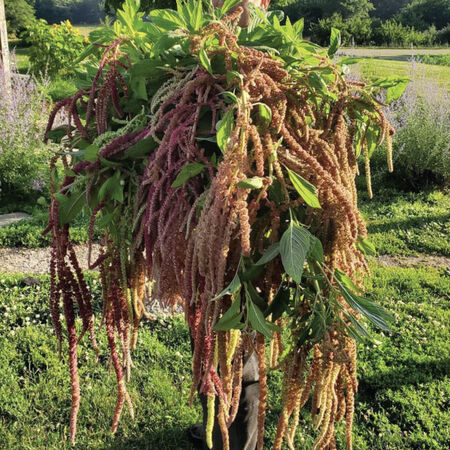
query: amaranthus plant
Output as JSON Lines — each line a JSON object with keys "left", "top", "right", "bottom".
{"left": 44, "top": 1, "right": 407, "bottom": 448}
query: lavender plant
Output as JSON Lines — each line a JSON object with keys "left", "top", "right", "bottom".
{"left": 0, "top": 60, "right": 53, "bottom": 200}
{"left": 382, "top": 74, "right": 450, "bottom": 187}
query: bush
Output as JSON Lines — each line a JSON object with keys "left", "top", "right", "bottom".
{"left": 0, "top": 63, "right": 54, "bottom": 201}
{"left": 26, "top": 19, "right": 87, "bottom": 77}
{"left": 310, "top": 13, "right": 373, "bottom": 46}
{"left": 5, "top": 0, "right": 36, "bottom": 38}
{"left": 382, "top": 77, "right": 450, "bottom": 188}
{"left": 419, "top": 54, "right": 450, "bottom": 67}
{"left": 372, "top": 20, "right": 437, "bottom": 46}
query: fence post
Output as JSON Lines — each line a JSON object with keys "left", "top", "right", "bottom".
{"left": 0, "top": 0, "right": 12, "bottom": 98}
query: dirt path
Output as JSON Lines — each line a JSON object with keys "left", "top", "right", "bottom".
{"left": 0, "top": 244, "right": 100, "bottom": 274}
{"left": 1, "top": 245, "right": 448, "bottom": 273}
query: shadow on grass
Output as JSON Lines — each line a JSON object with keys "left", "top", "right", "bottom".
{"left": 99, "top": 427, "right": 196, "bottom": 450}
{"left": 358, "top": 358, "right": 450, "bottom": 400}
{"left": 367, "top": 212, "right": 450, "bottom": 234}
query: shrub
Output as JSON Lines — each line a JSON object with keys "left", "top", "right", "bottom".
{"left": 381, "top": 77, "right": 450, "bottom": 188}
{"left": 0, "top": 61, "right": 53, "bottom": 201}
{"left": 310, "top": 13, "right": 373, "bottom": 46}
{"left": 372, "top": 20, "right": 436, "bottom": 46}
{"left": 26, "top": 19, "right": 87, "bottom": 77}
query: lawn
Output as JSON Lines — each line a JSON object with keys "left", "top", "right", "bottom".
{"left": 351, "top": 58, "right": 450, "bottom": 91}
{"left": 0, "top": 260, "right": 448, "bottom": 449}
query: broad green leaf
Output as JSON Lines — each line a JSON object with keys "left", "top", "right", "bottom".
{"left": 246, "top": 290, "right": 279, "bottom": 339}
{"left": 256, "top": 242, "right": 280, "bottom": 266}
{"left": 328, "top": 28, "right": 341, "bottom": 58}
{"left": 265, "top": 282, "right": 290, "bottom": 321}
{"left": 335, "top": 269, "right": 394, "bottom": 331}
{"left": 98, "top": 171, "right": 124, "bottom": 203}
{"left": 240, "top": 263, "right": 264, "bottom": 282}
{"left": 220, "top": 0, "right": 242, "bottom": 15}
{"left": 211, "top": 271, "right": 241, "bottom": 301}
{"left": 199, "top": 48, "right": 213, "bottom": 75}
{"left": 84, "top": 144, "right": 99, "bottom": 162}
{"left": 237, "top": 177, "right": 264, "bottom": 190}
{"left": 287, "top": 168, "right": 321, "bottom": 208}
{"left": 308, "top": 72, "right": 328, "bottom": 95}
{"left": 148, "top": 9, "right": 185, "bottom": 30}
{"left": 216, "top": 108, "right": 234, "bottom": 153}
{"left": 245, "top": 282, "right": 267, "bottom": 311}
{"left": 357, "top": 237, "right": 376, "bottom": 256}
{"left": 213, "top": 294, "right": 244, "bottom": 331}
{"left": 171, "top": 162, "right": 206, "bottom": 188}
{"left": 280, "top": 222, "right": 312, "bottom": 284}
{"left": 308, "top": 236, "right": 324, "bottom": 263}
{"left": 257, "top": 103, "right": 272, "bottom": 126}
{"left": 293, "top": 18, "right": 304, "bottom": 38}
{"left": 386, "top": 80, "right": 409, "bottom": 104}
{"left": 59, "top": 189, "right": 85, "bottom": 225}
{"left": 123, "top": 136, "right": 158, "bottom": 159}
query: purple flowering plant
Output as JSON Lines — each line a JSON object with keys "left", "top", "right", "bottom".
{"left": 0, "top": 57, "right": 55, "bottom": 199}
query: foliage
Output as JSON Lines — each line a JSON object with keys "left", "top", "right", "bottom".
{"left": 372, "top": 19, "right": 437, "bottom": 46}
{"left": 42, "top": 0, "right": 405, "bottom": 447}
{"left": 383, "top": 77, "right": 450, "bottom": 187}
{"left": 311, "top": 13, "right": 373, "bottom": 45}
{"left": 0, "top": 262, "right": 448, "bottom": 448}
{"left": 397, "top": 0, "right": 450, "bottom": 31}
{"left": 0, "top": 63, "right": 52, "bottom": 201}
{"left": 5, "top": 0, "right": 36, "bottom": 38}
{"left": 26, "top": 19, "right": 87, "bottom": 77}
{"left": 104, "top": 0, "right": 176, "bottom": 13}
{"left": 34, "top": 0, "right": 105, "bottom": 25}
{"left": 419, "top": 53, "right": 450, "bottom": 67}
{"left": 369, "top": 0, "right": 412, "bottom": 20}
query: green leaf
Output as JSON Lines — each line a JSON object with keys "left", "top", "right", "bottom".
{"left": 216, "top": 108, "right": 234, "bottom": 153}
{"left": 219, "top": 91, "right": 239, "bottom": 104}
{"left": 220, "top": 0, "right": 242, "bottom": 16}
{"left": 308, "top": 236, "right": 324, "bottom": 263}
{"left": 171, "top": 162, "right": 206, "bottom": 188}
{"left": 59, "top": 189, "right": 86, "bottom": 225}
{"left": 256, "top": 242, "right": 280, "bottom": 266}
{"left": 265, "top": 282, "right": 290, "bottom": 321}
{"left": 213, "top": 294, "right": 244, "bottom": 331}
{"left": 123, "top": 136, "right": 158, "bottom": 159}
{"left": 84, "top": 144, "right": 99, "bottom": 162}
{"left": 328, "top": 28, "right": 341, "bottom": 58}
{"left": 357, "top": 237, "right": 376, "bottom": 256}
{"left": 287, "top": 168, "right": 321, "bottom": 209}
{"left": 226, "top": 71, "right": 243, "bottom": 86}
{"left": 280, "top": 222, "right": 312, "bottom": 284}
{"left": 199, "top": 48, "right": 213, "bottom": 75}
{"left": 211, "top": 271, "right": 241, "bottom": 301}
{"left": 386, "top": 80, "right": 409, "bottom": 104}
{"left": 246, "top": 290, "right": 279, "bottom": 339}
{"left": 245, "top": 282, "right": 267, "bottom": 311}
{"left": 98, "top": 171, "right": 123, "bottom": 203}
{"left": 335, "top": 269, "right": 394, "bottom": 331}
{"left": 148, "top": 9, "right": 185, "bottom": 30}
{"left": 257, "top": 103, "right": 272, "bottom": 126}
{"left": 237, "top": 177, "right": 264, "bottom": 190}
{"left": 308, "top": 72, "right": 328, "bottom": 96}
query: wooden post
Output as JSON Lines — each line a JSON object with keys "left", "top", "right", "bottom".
{"left": 0, "top": 0, "right": 12, "bottom": 97}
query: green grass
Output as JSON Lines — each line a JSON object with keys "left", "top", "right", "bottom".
{"left": 351, "top": 58, "right": 450, "bottom": 91}
{"left": 0, "top": 264, "right": 448, "bottom": 448}
{"left": 359, "top": 188, "right": 450, "bottom": 257}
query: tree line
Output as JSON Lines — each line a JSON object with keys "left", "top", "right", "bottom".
{"left": 5, "top": 0, "right": 450, "bottom": 45}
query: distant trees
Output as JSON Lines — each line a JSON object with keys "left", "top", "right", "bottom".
{"left": 34, "top": 0, "right": 105, "bottom": 24}
{"left": 5, "top": 0, "right": 35, "bottom": 36}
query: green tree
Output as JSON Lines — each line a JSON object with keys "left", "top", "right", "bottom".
{"left": 104, "top": 0, "right": 175, "bottom": 13}
{"left": 397, "top": 0, "right": 450, "bottom": 30}
{"left": 5, "top": 0, "right": 36, "bottom": 36}
{"left": 370, "top": 0, "right": 412, "bottom": 20}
